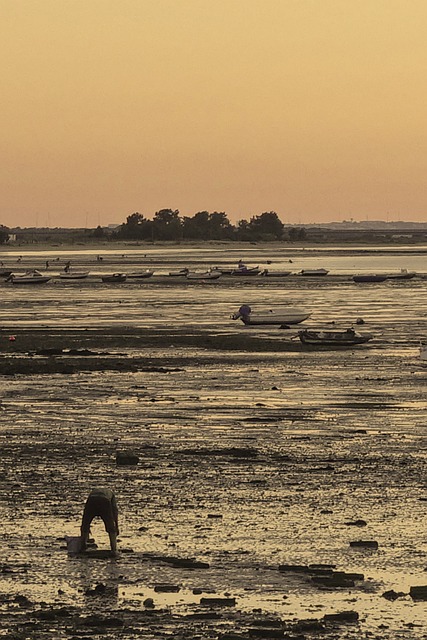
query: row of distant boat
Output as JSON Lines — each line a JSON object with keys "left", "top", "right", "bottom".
{"left": 0, "top": 266, "right": 419, "bottom": 284}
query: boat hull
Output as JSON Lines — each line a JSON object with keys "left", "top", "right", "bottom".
{"left": 353, "top": 275, "right": 387, "bottom": 283}
{"left": 11, "top": 276, "right": 51, "bottom": 284}
{"left": 127, "top": 271, "right": 154, "bottom": 279}
{"left": 242, "top": 313, "right": 309, "bottom": 325}
{"left": 101, "top": 274, "right": 127, "bottom": 283}
{"left": 298, "top": 329, "right": 372, "bottom": 346}
{"left": 230, "top": 266, "right": 261, "bottom": 276}
{"left": 300, "top": 269, "right": 329, "bottom": 276}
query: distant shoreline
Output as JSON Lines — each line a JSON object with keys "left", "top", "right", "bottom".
{"left": 1, "top": 240, "right": 427, "bottom": 254}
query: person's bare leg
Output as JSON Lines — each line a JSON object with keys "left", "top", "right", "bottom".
{"left": 108, "top": 531, "right": 117, "bottom": 555}
{"left": 80, "top": 525, "right": 89, "bottom": 552}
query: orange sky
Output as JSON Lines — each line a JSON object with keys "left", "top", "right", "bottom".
{"left": 1, "top": 0, "right": 427, "bottom": 227}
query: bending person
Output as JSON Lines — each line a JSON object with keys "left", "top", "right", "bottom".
{"left": 80, "top": 488, "right": 119, "bottom": 554}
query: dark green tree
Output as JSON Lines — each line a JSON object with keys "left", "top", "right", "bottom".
{"left": 0, "top": 225, "right": 10, "bottom": 244}
{"left": 248, "top": 211, "right": 284, "bottom": 240}
{"left": 182, "top": 211, "right": 210, "bottom": 239}
{"left": 152, "top": 209, "right": 182, "bottom": 240}
{"left": 208, "top": 212, "right": 234, "bottom": 239}
{"left": 116, "top": 212, "right": 152, "bottom": 240}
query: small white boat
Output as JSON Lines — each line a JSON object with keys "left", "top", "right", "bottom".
{"left": 59, "top": 271, "right": 89, "bottom": 280}
{"left": 232, "top": 304, "right": 310, "bottom": 326}
{"left": 127, "top": 270, "right": 154, "bottom": 279}
{"left": 299, "top": 268, "right": 329, "bottom": 276}
{"left": 6, "top": 270, "right": 51, "bottom": 284}
{"left": 298, "top": 328, "right": 372, "bottom": 346}
{"left": 186, "top": 270, "right": 222, "bottom": 280}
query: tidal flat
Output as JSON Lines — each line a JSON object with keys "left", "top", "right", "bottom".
{"left": 0, "top": 244, "right": 426, "bottom": 639}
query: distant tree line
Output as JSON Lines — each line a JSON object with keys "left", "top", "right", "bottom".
{"left": 112, "top": 210, "right": 307, "bottom": 242}
{"left": 0, "top": 211, "right": 308, "bottom": 244}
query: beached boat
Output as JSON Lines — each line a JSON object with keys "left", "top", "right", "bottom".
{"left": 169, "top": 268, "right": 189, "bottom": 276}
{"left": 352, "top": 275, "right": 387, "bottom": 283}
{"left": 126, "top": 270, "right": 154, "bottom": 279}
{"left": 101, "top": 273, "right": 127, "bottom": 283}
{"left": 298, "top": 328, "right": 372, "bottom": 346}
{"left": 386, "top": 269, "right": 417, "bottom": 280}
{"left": 260, "top": 269, "right": 292, "bottom": 277}
{"left": 6, "top": 270, "right": 51, "bottom": 284}
{"left": 232, "top": 304, "right": 310, "bottom": 326}
{"left": 231, "top": 266, "right": 261, "bottom": 276}
{"left": 299, "top": 268, "right": 329, "bottom": 276}
{"left": 59, "top": 271, "right": 89, "bottom": 280}
{"left": 186, "top": 269, "right": 222, "bottom": 280}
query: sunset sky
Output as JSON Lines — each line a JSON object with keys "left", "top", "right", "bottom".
{"left": 2, "top": 0, "right": 427, "bottom": 228}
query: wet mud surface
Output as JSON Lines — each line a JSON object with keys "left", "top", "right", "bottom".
{"left": 0, "top": 246, "right": 426, "bottom": 638}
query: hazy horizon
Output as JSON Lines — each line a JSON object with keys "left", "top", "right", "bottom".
{"left": 2, "top": 0, "right": 427, "bottom": 228}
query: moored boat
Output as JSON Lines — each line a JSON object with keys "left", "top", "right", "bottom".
{"left": 386, "top": 269, "right": 416, "bottom": 280}
{"left": 169, "top": 268, "right": 189, "bottom": 276}
{"left": 299, "top": 268, "right": 329, "bottom": 276}
{"left": 127, "top": 270, "right": 154, "bottom": 279}
{"left": 232, "top": 304, "right": 310, "bottom": 326}
{"left": 101, "top": 273, "right": 127, "bottom": 283}
{"left": 6, "top": 270, "right": 51, "bottom": 284}
{"left": 353, "top": 274, "right": 387, "bottom": 283}
{"left": 298, "top": 328, "right": 372, "bottom": 346}
{"left": 186, "top": 269, "right": 222, "bottom": 280}
{"left": 231, "top": 266, "right": 261, "bottom": 276}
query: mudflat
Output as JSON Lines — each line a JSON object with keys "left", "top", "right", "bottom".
{"left": 0, "top": 245, "right": 426, "bottom": 639}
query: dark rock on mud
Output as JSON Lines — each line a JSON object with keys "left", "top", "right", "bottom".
{"left": 154, "top": 584, "right": 181, "bottom": 593}
{"left": 200, "top": 597, "right": 236, "bottom": 607}
{"left": 115, "top": 451, "right": 140, "bottom": 465}
{"left": 410, "top": 585, "right": 427, "bottom": 600}
{"left": 323, "top": 610, "right": 359, "bottom": 624}
{"left": 143, "top": 553, "right": 210, "bottom": 569}
{"left": 349, "top": 540, "right": 378, "bottom": 549}
{"left": 344, "top": 519, "right": 367, "bottom": 526}
{"left": 382, "top": 589, "right": 407, "bottom": 601}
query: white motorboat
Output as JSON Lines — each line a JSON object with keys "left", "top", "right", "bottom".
{"left": 232, "top": 304, "right": 310, "bottom": 326}
{"left": 59, "top": 271, "right": 89, "bottom": 280}
{"left": 6, "top": 270, "right": 51, "bottom": 284}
